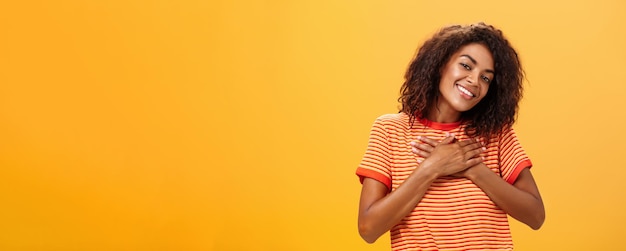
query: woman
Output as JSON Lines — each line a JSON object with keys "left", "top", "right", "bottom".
{"left": 356, "top": 22, "right": 545, "bottom": 250}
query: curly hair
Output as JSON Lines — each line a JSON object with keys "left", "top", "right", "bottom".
{"left": 399, "top": 22, "right": 525, "bottom": 139}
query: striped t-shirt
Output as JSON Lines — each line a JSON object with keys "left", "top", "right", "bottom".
{"left": 356, "top": 113, "right": 532, "bottom": 250}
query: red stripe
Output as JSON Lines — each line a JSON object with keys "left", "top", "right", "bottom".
{"left": 356, "top": 168, "right": 391, "bottom": 190}
{"left": 356, "top": 113, "right": 527, "bottom": 250}
{"left": 506, "top": 159, "right": 532, "bottom": 184}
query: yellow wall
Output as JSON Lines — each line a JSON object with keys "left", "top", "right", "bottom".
{"left": 1, "top": 0, "right": 625, "bottom": 250}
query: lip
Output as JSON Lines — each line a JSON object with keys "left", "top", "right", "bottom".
{"left": 455, "top": 83, "right": 476, "bottom": 99}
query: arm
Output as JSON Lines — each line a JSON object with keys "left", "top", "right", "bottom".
{"left": 412, "top": 136, "right": 545, "bottom": 229}
{"left": 358, "top": 169, "right": 437, "bottom": 243}
{"left": 464, "top": 164, "right": 545, "bottom": 229}
{"left": 358, "top": 135, "right": 484, "bottom": 243}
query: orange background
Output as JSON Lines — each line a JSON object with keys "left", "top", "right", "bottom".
{"left": 1, "top": 1, "right": 625, "bottom": 250}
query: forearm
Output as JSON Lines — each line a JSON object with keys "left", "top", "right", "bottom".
{"left": 359, "top": 167, "right": 438, "bottom": 243}
{"left": 467, "top": 164, "right": 545, "bottom": 229}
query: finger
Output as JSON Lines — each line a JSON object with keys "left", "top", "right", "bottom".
{"left": 465, "top": 156, "right": 484, "bottom": 166}
{"left": 461, "top": 141, "right": 484, "bottom": 151}
{"left": 411, "top": 147, "right": 431, "bottom": 158}
{"left": 417, "top": 136, "right": 439, "bottom": 147}
{"left": 465, "top": 147, "right": 486, "bottom": 159}
{"left": 440, "top": 134, "right": 456, "bottom": 144}
{"left": 415, "top": 143, "right": 434, "bottom": 153}
{"left": 410, "top": 141, "right": 433, "bottom": 152}
{"left": 457, "top": 138, "right": 478, "bottom": 147}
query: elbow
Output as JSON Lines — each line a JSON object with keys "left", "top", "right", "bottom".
{"left": 529, "top": 209, "right": 546, "bottom": 230}
{"left": 530, "top": 221, "right": 544, "bottom": 230}
{"left": 358, "top": 221, "right": 380, "bottom": 244}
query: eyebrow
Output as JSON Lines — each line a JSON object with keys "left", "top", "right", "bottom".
{"left": 461, "top": 54, "right": 495, "bottom": 74}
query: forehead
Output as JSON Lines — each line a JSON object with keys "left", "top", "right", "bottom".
{"left": 453, "top": 43, "right": 494, "bottom": 69}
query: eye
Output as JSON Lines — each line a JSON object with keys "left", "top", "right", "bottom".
{"left": 481, "top": 75, "right": 491, "bottom": 83}
{"left": 460, "top": 63, "right": 471, "bottom": 70}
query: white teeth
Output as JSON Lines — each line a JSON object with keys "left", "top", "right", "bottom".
{"left": 457, "top": 85, "right": 475, "bottom": 97}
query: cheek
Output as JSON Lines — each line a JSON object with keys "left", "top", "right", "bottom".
{"left": 480, "top": 84, "right": 490, "bottom": 98}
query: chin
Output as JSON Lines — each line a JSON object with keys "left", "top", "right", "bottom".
{"left": 452, "top": 103, "right": 476, "bottom": 113}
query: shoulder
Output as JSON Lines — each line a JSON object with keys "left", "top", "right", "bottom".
{"left": 497, "top": 126, "right": 520, "bottom": 141}
{"left": 370, "top": 113, "right": 412, "bottom": 138}
{"left": 491, "top": 126, "right": 528, "bottom": 153}
{"left": 373, "top": 112, "right": 410, "bottom": 127}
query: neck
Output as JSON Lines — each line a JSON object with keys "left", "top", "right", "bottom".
{"left": 427, "top": 105, "right": 461, "bottom": 123}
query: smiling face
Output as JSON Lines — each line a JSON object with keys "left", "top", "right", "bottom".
{"left": 430, "top": 43, "right": 495, "bottom": 123}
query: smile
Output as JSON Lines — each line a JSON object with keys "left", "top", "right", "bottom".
{"left": 456, "top": 84, "right": 476, "bottom": 98}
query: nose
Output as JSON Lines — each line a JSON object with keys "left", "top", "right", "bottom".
{"left": 466, "top": 72, "right": 478, "bottom": 84}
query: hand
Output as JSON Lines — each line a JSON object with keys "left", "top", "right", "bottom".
{"left": 410, "top": 134, "right": 485, "bottom": 177}
{"left": 449, "top": 163, "right": 484, "bottom": 179}
{"left": 410, "top": 135, "right": 453, "bottom": 159}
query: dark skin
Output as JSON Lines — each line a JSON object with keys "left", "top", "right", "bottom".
{"left": 357, "top": 134, "right": 545, "bottom": 243}
{"left": 358, "top": 43, "right": 545, "bottom": 243}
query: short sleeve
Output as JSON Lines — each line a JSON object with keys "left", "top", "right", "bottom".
{"left": 498, "top": 127, "right": 532, "bottom": 184}
{"left": 356, "top": 116, "right": 393, "bottom": 190}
